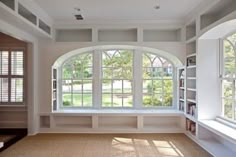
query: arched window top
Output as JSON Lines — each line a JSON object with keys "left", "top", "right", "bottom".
{"left": 52, "top": 46, "right": 181, "bottom": 110}
{"left": 52, "top": 45, "right": 182, "bottom": 68}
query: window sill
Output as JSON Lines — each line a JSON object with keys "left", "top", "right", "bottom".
{"left": 198, "top": 119, "right": 236, "bottom": 144}
{"left": 51, "top": 109, "right": 183, "bottom": 116}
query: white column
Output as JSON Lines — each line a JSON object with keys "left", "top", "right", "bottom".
{"left": 133, "top": 49, "right": 143, "bottom": 109}
{"left": 93, "top": 50, "right": 102, "bottom": 109}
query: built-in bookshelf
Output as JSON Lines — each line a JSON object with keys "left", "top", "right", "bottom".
{"left": 177, "top": 67, "right": 185, "bottom": 112}
{"left": 52, "top": 68, "right": 57, "bottom": 111}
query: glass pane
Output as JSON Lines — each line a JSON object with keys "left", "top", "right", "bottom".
{"left": 72, "top": 94, "right": 82, "bottom": 107}
{"left": 102, "top": 94, "right": 112, "bottom": 107}
{"left": 113, "top": 80, "right": 122, "bottom": 93}
{"left": 143, "top": 54, "right": 152, "bottom": 67}
{"left": 143, "top": 67, "right": 152, "bottom": 79}
{"left": 11, "top": 51, "right": 24, "bottom": 75}
{"left": 63, "top": 93, "right": 72, "bottom": 106}
{"left": 163, "top": 94, "right": 172, "bottom": 106}
{"left": 83, "top": 53, "right": 93, "bottom": 67}
{"left": 163, "top": 80, "right": 173, "bottom": 94}
{"left": 11, "top": 78, "right": 23, "bottom": 102}
{"left": 143, "top": 80, "right": 152, "bottom": 94}
{"left": 123, "top": 94, "right": 133, "bottom": 107}
{"left": 143, "top": 94, "right": 152, "bottom": 107}
{"left": 163, "top": 64, "right": 173, "bottom": 79}
{"left": 222, "top": 80, "right": 233, "bottom": 98}
{"left": 224, "top": 40, "right": 235, "bottom": 58}
{"left": 113, "top": 94, "right": 122, "bottom": 107}
{"left": 62, "top": 62, "right": 72, "bottom": 79}
{"left": 152, "top": 67, "right": 163, "bottom": 78}
{"left": 113, "top": 68, "right": 122, "bottom": 79}
{"left": 72, "top": 80, "right": 82, "bottom": 93}
{"left": 0, "top": 78, "right": 8, "bottom": 102}
{"left": 122, "top": 67, "right": 132, "bottom": 79}
{"left": 83, "top": 94, "right": 92, "bottom": 107}
{"left": 153, "top": 94, "right": 163, "bottom": 107}
{"left": 102, "top": 80, "right": 111, "bottom": 93}
{"left": 62, "top": 80, "right": 72, "bottom": 93}
{"left": 102, "top": 68, "right": 112, "bottom": 79}
{"left": 83, "top": 80, "right": 92, "bottom": 93}
{"left": 153, "top": 80, "right": 162, "bottom": 94}
{"left": 0, "top": 51, "right": 9, "bottom": 75}
{"left": 83, "top": 67, "right": 92, "bottom": 79}
{"left": 224, "top": 57, "right": 236, "bottom": 78}
{"left": 123, "top": 80, "right": 132, "bottom": 93}
{"left": 223, "top": 99, "right": 233, "bottom": 119}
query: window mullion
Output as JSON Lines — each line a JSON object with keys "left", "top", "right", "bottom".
{"left": 93, "top": 50, "right": 102, "bottom": 109}
{"left": 133, "top": 50, "right": 142, "bottom": 109}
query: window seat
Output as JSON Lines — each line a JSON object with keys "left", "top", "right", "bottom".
{"left": 198, "top": 120, "right": 236, "bottom": 144}
{"left": 51, "top": 109, "right": 184, "bottom": 116}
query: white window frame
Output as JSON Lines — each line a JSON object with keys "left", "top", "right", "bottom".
{"left": 220, "top": 32, "right": 236, "bottom": 123}
{"left": 56, "top": 49, "right": 176, "bottom": 110}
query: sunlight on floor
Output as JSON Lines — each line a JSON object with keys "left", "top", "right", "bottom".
{"left": 112, "top": 137, "right": 185, "bottom": 157}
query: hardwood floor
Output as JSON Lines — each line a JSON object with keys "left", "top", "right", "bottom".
{"left": 0, "top": 133, "right": 212, "bottom": 157}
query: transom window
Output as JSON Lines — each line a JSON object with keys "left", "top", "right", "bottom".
{"left": 58, "top": 49, "right": 174, "bottom": 109}
{"left": 221, "top": 33, "right": 236, "bottom": 121}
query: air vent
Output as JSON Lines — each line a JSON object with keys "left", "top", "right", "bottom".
{"left": 75, "top": 14, "right": 83, "bottom": 20}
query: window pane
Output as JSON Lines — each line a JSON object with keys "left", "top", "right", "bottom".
{"left": 113, "top": 94, "right": 122, "bottom": 107}
{"left": 11, "top": 51, "right": 23, "bottom": 75}
{"left": 222, "top": 80, "right": 233, "bottom": 98}
{"left": 143, "top": 80, "right": 152, "bottom": 93}
{"left": 123, "top": 80, "right": 132, "bottom": 93}
{"left": 83, "top": 80, "right": 92, "bottom": 93}
{"left": 153, "top": 80, "right": 162, "bottom": 94}
{"left": 123, "top": 94, "right": 132, "bottom": 107}
{"left": 73, "top": 94, "right": 82, "bottom": 107}
{"left": 83, "top": 94, "right": 92, "bottom": 107}
{"left": 113, "top": 80, "right": 122, "bottom": 93}
{"left": 72, "top": 80, "right": 82, "bottom": 93}
{"left": 11, "top": 78, "right": 23, "bottom": 102}
{"left": 83, "top": 67, "right": 92, "bottom": 79}
{"left": 62, "top": 80, "right": 72, "bottom": 93}
{"left": 223, "top": 99, "right": 233, "bottom": 119}
{"left": 63, "top": 93, "right": 72, "bottom": 106}
{"left": 223, "top": 39, "right": 236, "bottom": 78}
{"left": 102, "top": 68, "right": 112, "bottom": 79}
{"left": 62, "top": 63, "right": 72, "bottom": 79}
{"left": 163, "top": 94, "right": 172, "bottom": 106}
{"left": 0, "top": 51, "right": 9, "bottom": 75}
{"left": 0, "top": 78, "right": 8, "bottom": 102}
{"left": 102, "top": 94, "right": 112, "bottom": 107}
{"left": 163, "top": 80, "right": 173, "bottom": 94}
{"left": 143, "top": 67, "right": 152, "bottom": 79}
{"left": 102, "top": 80, "right": 111, "bottom": 93}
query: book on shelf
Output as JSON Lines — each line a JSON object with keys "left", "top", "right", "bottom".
{"left": 179, "top": 101, "right": 185, "bottom": 111}
{"left": 187, "top": 103, "right": 196, "bottom": 117}
{"left": 186, "top": 118, "right": 196, "bottom": 134}
{"left": 179, "top": 79, "right": 185, "bottom": 88}
{"left": 187, "top": 56, "right": 196, "bottom": 66}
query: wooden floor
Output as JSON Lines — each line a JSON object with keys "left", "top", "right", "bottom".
{"left": 0, "top": 133, "right": 212, "bottom": 157}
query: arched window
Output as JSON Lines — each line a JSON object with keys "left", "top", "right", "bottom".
{"left": 62, "top": 53, "right": 93, "bottom": 107}
{"left": 55, "top": 48, "right": 176, "bottom": 110}
{"left": 222, "top": 33, "right": 236, "bottom": 121}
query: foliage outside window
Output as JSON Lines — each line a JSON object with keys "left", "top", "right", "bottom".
{"left": 222, "top": 33, "right": 236, "bottom": 121}
{"left": 61, "top": 50, "right": 174, "bottom": 108}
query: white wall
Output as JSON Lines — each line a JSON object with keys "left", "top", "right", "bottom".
{"left": 197, "top": 39, "right": 221, "bottom": 120}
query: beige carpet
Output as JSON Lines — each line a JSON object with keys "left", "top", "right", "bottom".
{"left": 0, "top": 133, "right": 212, "bottom": 157}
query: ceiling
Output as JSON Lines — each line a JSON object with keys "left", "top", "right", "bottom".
{"left": 34, "top": 0, "right": 205, "bottom": 22}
